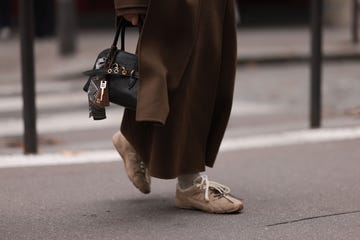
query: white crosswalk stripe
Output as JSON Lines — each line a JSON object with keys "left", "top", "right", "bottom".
{"left": 0, "top": 110, "right": 123, "bottom": 137}
{"left": 3, "top": 77, "right": 360, "bottom": 162}
{"left": 0, "top": 80, "right": 280, "bottom": 137}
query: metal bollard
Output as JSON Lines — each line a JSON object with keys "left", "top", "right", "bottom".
{"left": 57, "top": 0, "right": 77, "bottom": 56}
{"left": 352, "top": 0, "right": 359, "bottom": 44}
{"left": 19, "top": 0, "right": 38, "bottom": 154}
{"left": 310, "top": 0, "right": 323, "bottom": 129}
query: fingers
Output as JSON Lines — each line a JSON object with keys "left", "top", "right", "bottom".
{"left": 124, "top": 14, "right": 139, "bottom": 26}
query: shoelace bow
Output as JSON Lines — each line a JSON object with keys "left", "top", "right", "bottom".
{"left": 196, "top": 175, "right": 232, "bottom": 202}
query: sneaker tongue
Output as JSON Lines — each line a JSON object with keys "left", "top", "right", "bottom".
{"left": 193, "top": 175, "right": 206, "bottom": 185}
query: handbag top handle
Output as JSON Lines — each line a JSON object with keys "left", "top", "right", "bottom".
{"left": 112, "top": 16, "right": 144, "bottom": 51}
{"left": 106, "top": 16, "right": 143, "bottom": 67}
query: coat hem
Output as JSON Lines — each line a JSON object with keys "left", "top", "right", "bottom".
{"left": 148, "top": 165, "right": 208, "bottom": 180}
{"left": 135, "top": 116, "right": 166, "bottom": 126}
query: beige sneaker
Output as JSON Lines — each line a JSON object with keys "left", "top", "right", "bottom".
{"left": 175, "top": 175, "right": 243, "bottom": 213}
{"left": 112, "top": 131, "right": 151, "bottom": 194}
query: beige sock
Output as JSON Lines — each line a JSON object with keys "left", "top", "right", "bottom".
{"left": 177, "top": 173, "right": 201, "bottom": 189}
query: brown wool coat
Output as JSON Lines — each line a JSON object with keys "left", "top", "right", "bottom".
{"left": 114, "top": 0, "right": 237, "bottom": 179}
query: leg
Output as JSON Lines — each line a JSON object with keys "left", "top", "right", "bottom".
{"left": 175, "top": 0, "right": 243, "bottom": 214}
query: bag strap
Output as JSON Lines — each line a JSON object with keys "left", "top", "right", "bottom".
{"left": 112, "top": 17, "right": 127, "bottom": 50}
{"left": 107, "top": 16, "right": 143, "bottom": 67}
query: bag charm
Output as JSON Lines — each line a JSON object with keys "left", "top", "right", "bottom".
{"left": 83, "top": 17, "right": 142, "bottom": 120}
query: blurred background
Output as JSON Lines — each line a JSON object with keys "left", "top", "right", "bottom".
{"left": 0, "top": 0, "right": 360, "bottom": 154}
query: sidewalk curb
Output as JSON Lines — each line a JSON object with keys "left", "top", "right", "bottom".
{"left": 1, "top": 125, "right": 360, "bottom": 169}
{"left": 237, "top": 53, "right": 360, "bottom": 65}
{"left": 48, "top": 52, "right": 360, "bottom": 80}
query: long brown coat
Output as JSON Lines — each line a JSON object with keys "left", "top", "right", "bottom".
{"left": 114, "top": 0, "right": 237, "bottom": 179}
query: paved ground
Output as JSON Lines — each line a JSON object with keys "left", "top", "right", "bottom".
{"left": 1, "top": 28, "right": 360, "bottom": 239}
{"left": 1, "top": 139, "right": 360, "bottom": 240}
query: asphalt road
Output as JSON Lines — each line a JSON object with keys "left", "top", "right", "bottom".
{"left": 1, "top": 139, "right": 360, "bottom": 240}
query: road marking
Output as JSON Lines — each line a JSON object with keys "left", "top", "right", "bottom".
{"left": 220, "top": 126, "right": 360, "bottom": 151}
{"left": 0, "top": 80, "right": 77, "bottom": 97}
{"left": 1, "top": 126, "right": 360, "bottom": 169}
{"left": 0, "top": 109, "right": 123, "bottom": 137}
{"left": 231, "top": 100, "right": 279, "bottom": 116}
{"left": 0, "top": 92, "right": 86, "bottom": 112}
{"left": 0, "top": 100, "right": 278, "bottom": 136}
{"left": 0, "top": 150, "right": 119, "bottom": 168}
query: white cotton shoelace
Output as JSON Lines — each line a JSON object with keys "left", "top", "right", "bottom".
{"left": 196, "top": 175, "right": 231, "bottom": 202}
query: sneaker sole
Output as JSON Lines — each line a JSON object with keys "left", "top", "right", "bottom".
{"left": 175, "top": 199, "right": 243, "bottom": 214}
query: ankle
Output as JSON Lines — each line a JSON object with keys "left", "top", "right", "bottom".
{"left": 177, "top": 172, "right": 202, "bottom": 189}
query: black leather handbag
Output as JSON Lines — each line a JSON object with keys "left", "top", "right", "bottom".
{"left": 83, "top": 17, "right": 141, "bottom": 119}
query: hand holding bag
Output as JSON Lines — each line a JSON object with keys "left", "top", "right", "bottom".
{"left": 83, "top": 17, "right": 142, "bottom": 120}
